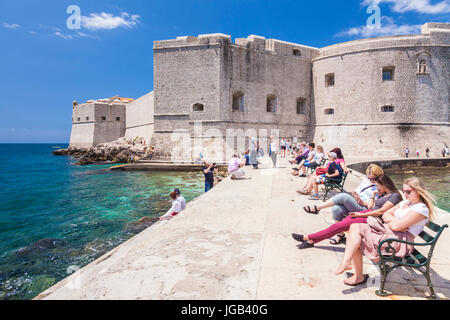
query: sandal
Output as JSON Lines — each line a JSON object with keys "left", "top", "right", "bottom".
{"left": 344, "top": 274, "right": 370, "bottom": 287}
{"left": 330, "top": 234, "right": 346, "bottom": 245}
{"left": 297, "top": 190, "right": 310, "bottom": 195}
{"left": 303, "top": 205, "right": 320, "bottom": 214}
{"left": 308, "top": 194, "right": 321, "bottom": 200}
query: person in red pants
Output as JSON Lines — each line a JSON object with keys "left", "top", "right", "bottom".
{"left": 292, "top": 175, "right": 402, "bottom": 249}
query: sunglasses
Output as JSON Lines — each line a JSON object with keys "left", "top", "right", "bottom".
{"left": 402, "top": 189, "right": 413, "bottom": 195}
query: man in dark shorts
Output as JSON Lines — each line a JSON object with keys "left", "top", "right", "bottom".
{"left": 202, "top": 159, "right": 215, "bottom": 192}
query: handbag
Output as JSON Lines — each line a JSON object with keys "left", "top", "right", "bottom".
{"left": 315, "top": 167, "right": 327, "bottom": 175}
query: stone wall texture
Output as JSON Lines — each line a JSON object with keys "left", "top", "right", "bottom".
{"left": 69, "top": 103, "right": 126, "bottom": 148}
{"left": 69, "top": 23, "right": 449, "bottom": 160}
{"left": 125, "top": 91, "right": 154, "bottom": 145}
{"left": 150, "top": 23, "right": 449, "bottom": 161}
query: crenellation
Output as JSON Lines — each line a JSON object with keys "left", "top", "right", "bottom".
{"left": 70, "top": 22, "right": 449, "bottom": 159}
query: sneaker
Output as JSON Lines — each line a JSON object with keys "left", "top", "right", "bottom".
{"left": 297, "top": 241, "right": 314, "bottom": 249}
{"left": 291, "top": 233, "right": 304, "bottom": 242}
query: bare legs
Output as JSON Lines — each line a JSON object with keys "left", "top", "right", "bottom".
{"left": 335, "top": 224, "right": 366, "bottom": 285}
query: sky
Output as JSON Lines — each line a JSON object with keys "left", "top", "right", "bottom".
{"left": 0, "top": 0, "right": 449, "bottom": 143}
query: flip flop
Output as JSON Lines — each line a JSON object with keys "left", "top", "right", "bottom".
{"left": 308, "top": 194, "right": 321, "bottom": 200}
{"left": 304, "top": 205, "right": 320, "bottom": 214}
{"left": 330, "top": 234, "right": 346, "bottom": 245}
{"left": 297, "top": 190, "right": 310, "bottom": 195}
{"left": 344, "top": 274, "right": 370, "bottom": 287}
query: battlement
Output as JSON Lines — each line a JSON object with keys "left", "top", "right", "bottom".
{"left": 154, "top": 33, "right": 319, "bottom": 59}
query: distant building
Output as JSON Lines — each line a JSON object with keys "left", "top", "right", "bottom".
{"left": 69, "top": 22, "right": 449, "bottom": 160}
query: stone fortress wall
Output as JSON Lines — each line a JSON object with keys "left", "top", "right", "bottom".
{"left": 151, "top": 33, "right": 320, "bottom": 161}
{"left": 69, "top": 102, "right": 127, "bottom": 148}
{"left": 69, "top": 22, "right": 449, "bottom": 160}
{"left": 125, "top": 91, "right": 154, "bottom": 144}
{"left": 311, "top": 23, "right": 450, "bottom": 157}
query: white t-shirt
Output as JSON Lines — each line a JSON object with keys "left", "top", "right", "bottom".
{"left": 161, "top": 198, "right": 182, "bottom": 219}
{"left": 394, "top": 200, "right": 429, "bottom": 236}
{"left": 177, "top": 194, "right": 186, "bottom": 211}
{"left": 270, "top": 141, "right": 278, "bottom": 153}
{"left": 355, "top": 178, "right": 377, "bottom": 202}
{"left": 228, "top": 157, "right": 241, "bottom": 172}
{"left": 314, "top": 152, "right": 324, "bottom": 162}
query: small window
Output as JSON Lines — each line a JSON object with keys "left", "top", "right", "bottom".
{"left": 192, "top": 103, "right": 204, "bottom": 112}
{"left": 267, "top": 95, "right": 277, "bottom": 113}
{"left": 86, "top": 117, "right": 89, "bottom": 121}
{"left": 324, "top": 108, "right": 334, "bottom": 115}
{"left": 77, "top": 117, "right": 81, "bottom": 122}
{"left": 116, "top": 117, "right": 121, "bottom": 121}
{"left": 325, "top": 73, "right": 335, "bottom": 87}
{"left": 293, "top": 49, "right": 301, "bottom": 57}
{"left": 382, "top": 67, "right": 394, "bottom": 81}
{"left": 381, "top": 106, "right": 394, "bottom": 112}
{"left": 102, "top": 116, "right": 106, "bottom": 121}
{"left": 232, "top": 92, "right": 244, "bottom": 112}
{"left": 296, "top": 98, "right": 307, "bottom": 114}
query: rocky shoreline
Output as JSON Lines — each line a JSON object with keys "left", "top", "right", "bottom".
{"left": 53, "top": 137, "right": 154, "bottom": 165}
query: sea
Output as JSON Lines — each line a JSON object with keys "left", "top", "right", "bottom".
{"left": 0, "top": 144, "right": 448, "bottom": 300}
{"left": 0, "top": 144, "right": 204, "bottom": 300}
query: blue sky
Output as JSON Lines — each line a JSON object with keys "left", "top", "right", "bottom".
{"left": 0, "top": 0, "right": 448, "bottom": 143}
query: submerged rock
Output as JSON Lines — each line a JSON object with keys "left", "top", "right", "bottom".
{"left": 16, "top": 238, "right": 67, "bottom": 257}
{"left": 125, "top": 216, "right": 159, "bottom": 233}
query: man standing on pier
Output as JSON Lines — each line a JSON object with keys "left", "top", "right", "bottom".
{"left": 202, "top": 160, "right": 215, "bottom": 192}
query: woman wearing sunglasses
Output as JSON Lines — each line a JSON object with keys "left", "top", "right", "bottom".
{"left": 300, "top": 164, "right": 384, "bottom": 243}
{"left": 293, "top": 174, "right": 402, "bottom": 249}
{"left": 335, "top": 177, "right": 435, "bottom": 286}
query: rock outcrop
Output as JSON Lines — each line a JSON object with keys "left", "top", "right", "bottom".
{"left": 53, "top": 137, "right": 154, "bottom": 165}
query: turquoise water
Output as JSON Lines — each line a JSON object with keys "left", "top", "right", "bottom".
{"left": 385, "top": 167, "right": 450, "bottom": 212}
{"left": 0, "top": 144, "right": 204, "bottom": 300}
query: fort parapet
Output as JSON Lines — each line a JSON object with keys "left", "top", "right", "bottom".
{"left": 69, "top": 23, "right": 449, "bottom": 160}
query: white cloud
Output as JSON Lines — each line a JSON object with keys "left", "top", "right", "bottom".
{"left": 336, "top": 16, "right": 422, "bottom": 37}
{"left": 55, "top": 31, "right": 73, "bottom": 40}
{"left": 362, "top": 0, "right": 450, "bottom": 14}
{"left": 81, "top": 12, "right": 141, "bottom": 30}
{"left": 3, "top": 23, "right": 20, "bottom": 29}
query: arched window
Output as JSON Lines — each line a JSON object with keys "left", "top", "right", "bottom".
{"left": 296, "top": 98, "right": 307, "bottom": 114}
{"left": 267, "top": 95, "right": 277, "bottom": 113}
{"left": 232, "top": 92, "right": 244, "bottom": 112}
{"left": 192, "top": 103, "right": 204, "bottom": 112}
{"left": 324, "top": 108, "right": 334, "bottom": 115}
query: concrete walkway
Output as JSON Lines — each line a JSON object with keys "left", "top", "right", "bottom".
{"left": 36, "top": 157, "right": 450, "bottom": 300}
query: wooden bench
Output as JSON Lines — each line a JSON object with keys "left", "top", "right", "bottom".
{"left": 322, "top": 172, "right": 348, "bottom": 201}
{"left": 376, "top": 221, "right": 448, "bottom": 299}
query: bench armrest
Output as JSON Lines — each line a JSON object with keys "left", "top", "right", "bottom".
{"left": 377, "top": 237, "right": 433, "bottom": 259}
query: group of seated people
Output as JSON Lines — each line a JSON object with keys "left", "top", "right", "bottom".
{"left": 288, "top": 143, "right": 349, "bottom": 200}
{"left": 290, "top": 156, "right": 436, "bottom": 287}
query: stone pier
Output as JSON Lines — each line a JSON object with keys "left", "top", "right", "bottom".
{"left": 36, "top": 157, "right": 450, "bottom": 300}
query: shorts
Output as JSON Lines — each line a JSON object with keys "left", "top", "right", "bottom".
{"left": 315, "top": 174, "right": 326, "bottom": 184}
{"left": 281, "top": 146, "right": 287, "bottom": 150}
